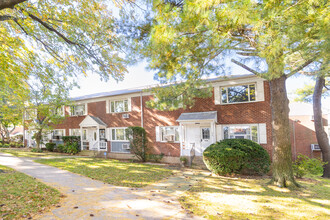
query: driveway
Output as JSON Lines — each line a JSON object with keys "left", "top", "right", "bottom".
{"left": 0, "top": 153, "right": 207, "bottom": 219}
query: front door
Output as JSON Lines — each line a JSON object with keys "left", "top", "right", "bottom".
{"left": 200, "top": 127, "right": 211, "bottom": 154}
{"left": 87, "top": 129, "right": 97, "bottom": 149}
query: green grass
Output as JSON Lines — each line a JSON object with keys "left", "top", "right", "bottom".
{"left": 35, "top": 157, "right": 173, "bottom": 188}
{"left": 179, "top": 175, "right": 330, "bottom": 219}
{"left": 0, "top": 165, "right": 61, "bottom": 219}
{"left": 0, "top": 148, "right": 70, "bottom": 157}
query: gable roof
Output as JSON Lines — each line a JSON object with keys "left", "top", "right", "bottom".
{"left": 79, "top": 115, "right": 107, "bottom": 127}
{"left": 177, "top": 111, "right": 218, "bottom": 122}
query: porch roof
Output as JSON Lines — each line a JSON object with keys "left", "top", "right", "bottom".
{"left": 79, "top": 115, "right": 107, "bottom": 128}
{"left": 176, "top": 111, "right": 217, "bottom": 122}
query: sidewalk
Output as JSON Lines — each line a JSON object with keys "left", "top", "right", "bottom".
{"left": 0, "top": 153, "right": 209, "bottom": 219}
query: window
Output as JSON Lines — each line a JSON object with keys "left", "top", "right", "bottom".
{"left": 52, "top": 129, "right": 65, "bottom": 140}
{"left": 110, "top": 99, "right": 130, "bottom": 113}
{"left": 201, "top": 127, "right": 210, "bottom": 140}
{"left": 111, "top": 128, "right": 128, "bottom": 141}
{"left": 221, "top": 84, "right": 256, "bottom": 104}
{"left": 82, "top": 129, "right": 87, "bottom": 140}
{"left": 223, "top": 125, "right": 258, "bottom": 142}
{"left": 70, "top": 104, "right": 86, "bottom": 116}
{"left": 70, "top": 129, "right": 81, "bottom": 136}
{"left": 160, "top": 126, "right": 180, "bottom": 142}
{"left": 51, "top": 106, "right": 65, "bottom": 116}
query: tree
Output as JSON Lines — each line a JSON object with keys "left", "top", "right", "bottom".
{"left": 122, "top": 0, "right": 329, "bottom": 187}
{"left": 0, "top": 0, "right": 128, "bottom": 96}
{"left": 25, "top": 73, "right": 72, "bottom": 149}
{"left": 295, "top": 73, "right": 330, "bottom": 178}
{"left": 125, "top": 126, "right": 149, "bottom": 162}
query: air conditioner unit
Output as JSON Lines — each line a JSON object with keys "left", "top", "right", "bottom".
{"left": 165, "top": 135, "right": 175, "bottom": 142}
{"left": 122, "top": 143, "right": 130, "bottom": 150}
{"left": 311, "top": 144, "right": 321, "bottom": 151}
{"left": 122, "top": 113, "right": 130, "bottom": 119}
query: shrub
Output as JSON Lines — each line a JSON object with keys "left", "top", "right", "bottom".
{"left": 31, "top": 148, "right": 43, "bottom": 153}
{"left": 203, "top": 139, "right": 271, "bottom": 175}
{"left": 148, "top": 153, "right": 164, "bottom": 162}
{"left": 293, "top": 154, "right": 327, "bottom": 178}
{"left": 126, "top": 126, "right": 149, "bottom": 162}
{"left": 62, "top": 136, "right": 80, "bottom": 146}
{"left": 45, "top": 143, "right": 56, "bottom": 152}
{"left": 65, "top": 142, "right": 80, "bottom": 155}
{"left": 57, "top": 144, "right": 65, "bottom": 153}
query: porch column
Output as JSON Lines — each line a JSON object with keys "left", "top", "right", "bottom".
{"left": 97, "top": 125, "right": 100, "bottom": 151}
{"left": 80, "top": 126, "right": 83, "bottom": 151}
{"left": 211, "top": 121, "right": 216, "bottom": 143}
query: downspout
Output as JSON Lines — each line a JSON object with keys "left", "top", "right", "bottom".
{"left": 140, "top": 91, "right": 144, "bottom": 128}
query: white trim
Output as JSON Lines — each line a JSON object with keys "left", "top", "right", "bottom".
{"left": 109, "top": 127, "right": 128, "bottom": 141}
{"left": 109, "top": 98, "right": 131, "bottom": 113}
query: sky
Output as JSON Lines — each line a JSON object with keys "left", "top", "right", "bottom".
{"left": 70, "top": 62, "right": 330, "bottom": 108}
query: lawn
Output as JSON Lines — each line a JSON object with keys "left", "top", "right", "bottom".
{"left": 35, "top": 157, "right": 173, "bottom": 188}
{"left": 0, "top": 148, "right": 70, "bottom": 157}
{"left": 0, "top": 165, "right": 61, "bottom": 219}
{"left": 179, "top": 175, "right": 330, "bottom": 219}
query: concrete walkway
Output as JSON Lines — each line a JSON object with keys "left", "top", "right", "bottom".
{"left": 0, "top": 153, "right": 209, "bottom": 219}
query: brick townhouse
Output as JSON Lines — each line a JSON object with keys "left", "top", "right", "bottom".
{"left": 25, "top": 74, "right": 274, "bottom": 162}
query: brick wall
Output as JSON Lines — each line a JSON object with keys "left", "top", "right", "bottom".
{"left": 290, "top": 115, "right": 328, "bottom": 160}
{"left": 53, "top": 81, "right": 273, "bottom": 158}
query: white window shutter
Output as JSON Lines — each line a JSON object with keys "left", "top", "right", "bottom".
{"left": 259, "top": 123, "right": 267, "bottom": 144}
{"left": 127, "top": 98, "right": 132, "bottom": 111}
{"left": 216, "top": 125, "right": 222, "bottom": 141}
{"left": 214, "top": 86, "right": 221, "bottom": 105}
{"left": 106, "top": 100, "right": 109, "bottom": 113}
{"left": 84, "top": 103, "right": 88, "bottom": 115}
{"left": 155, "top": 126, "right": 160, "bottom": 142}
{"left": 105, "top": 128, "right": 110, "bottom": 140}
{"left": 256, "top": 81, "right": 265, "bottom": 102}
{"left": 69, "top": 129, "right": 72, "bottom": 136}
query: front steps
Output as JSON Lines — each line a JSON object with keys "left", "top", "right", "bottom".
{"left": 191, "top": 156, "right": 208, "bottom": 170}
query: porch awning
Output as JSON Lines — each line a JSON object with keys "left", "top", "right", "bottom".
{"left": 176, "top": 111, "right": 217, "bottom": 122}
{"left": 79, "top": 115, "right": 107, "bottom": 128}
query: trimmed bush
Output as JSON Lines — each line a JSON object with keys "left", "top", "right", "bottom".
{"left": 293, "top": 154, "right": 327, "bottom": 178}
{"left": 45, "top": 143, "right": 56, "bottom": 152}
{"left": 56, "top": 144, "right": 65, "bottom": 153}
{"left": 31, "top": 148, "right": 43, "bottom": 153}
{"left": 147, "top": 153, "right": 164, "bottom": 163}
{"left": 203, "top": 139, "right": 270, "bottom": 175}
{"left": 65, "top": 142, "right": 80, "bottom": 155}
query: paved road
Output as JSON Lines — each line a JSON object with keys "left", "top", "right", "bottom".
{"left": 0, "top": 153, "right": 207, "bottom": 219}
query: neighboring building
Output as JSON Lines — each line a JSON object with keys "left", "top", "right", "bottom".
{"left": 289, "top": 102, "right": 330, "bottom": 160}
{"left": 25, "top": 74, "right": 273, "bottom": 162}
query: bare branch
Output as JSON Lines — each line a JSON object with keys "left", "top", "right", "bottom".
{"left": 231, "top": 59, "right": 261, "bottom": 75}
{"left": 286, "top": 58, "right": 316, "bottom": 77}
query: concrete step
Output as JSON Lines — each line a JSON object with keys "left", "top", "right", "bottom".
{"left": 191, "top": 156, "right": 208, "bottom": 170}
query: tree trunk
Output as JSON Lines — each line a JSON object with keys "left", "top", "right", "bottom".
{"left": 35, "top": 130, "right": 42, "bottom": 149}
{"left": 313, "top": 76, "right": 330, "bottom": 178}
{"left": 270, "top": 75, "right": 298, "bottom": 187}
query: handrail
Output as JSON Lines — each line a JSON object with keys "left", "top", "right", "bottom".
{"left": 188, "top": 143, "right": 195, "bottom": 167}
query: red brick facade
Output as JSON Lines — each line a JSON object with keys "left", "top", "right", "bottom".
{"left": 51, "top": 78, "right": 273, "bottom": 158}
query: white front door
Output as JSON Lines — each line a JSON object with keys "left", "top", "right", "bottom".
{"left": 185, "top": 124, "right": 201, "bottom": 156}
{"left": 87, "top": 129, "right": 97, "bottom": 148}
{"left": 200, "top": 127, "right": 211, "bottom": 154}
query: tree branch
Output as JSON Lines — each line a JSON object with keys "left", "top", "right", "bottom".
{"left": 0, "top": 0, "right": 26, "bottom": 10}
{"left": 231, "top": 59, "right": 261, "bottom": 75}
{"left": 286, "top": 58, "right": 316, "bottom": 77}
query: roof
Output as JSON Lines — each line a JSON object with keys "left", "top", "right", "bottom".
{"left": 79, "top": 115, "right": 107, "bottom": 127}
{"left": 72, "top": 74, "right": 256, "bottom": 101}
{"left": 177, "top": 111, "right": 217, "bottom": 122}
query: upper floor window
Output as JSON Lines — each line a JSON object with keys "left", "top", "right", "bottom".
{"left": 70, "top": 104, "right": 86, "bottom": 116}
{"left": 221, "top": 84, "right": 256, "bottom": 104}
{"left": 51, "top": 106, "right": 65, "bottom": 116}
{"left": 110, "top": 99, "right": 130, "bottom": 113}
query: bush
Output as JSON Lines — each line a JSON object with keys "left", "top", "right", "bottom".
{"left": 293, "top": 154, "right": 327, "bottom": 178}
{"left": 56, "top": 144, "right": 65, "bottom": 153}
{"left": 65, "top": 142, "right": 80, "bottom": 155}
{"left": 148, "top": 153, "right": 164, "bottom": 162}
{"left": 126, "top": 126, "right": 149, "bottom": 162}
{"left": 45, "top": 143, "right": 56, "bottom": 152}
{"left": 203, "top": 139, "right": 271, "bottom": 175}
{"left": 62, "top": 136, "right": 80, "bottom": 146}
{"left": 31, "top": 148, "right": 43, "bottom": 153}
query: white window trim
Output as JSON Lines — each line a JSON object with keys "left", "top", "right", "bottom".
{"left": 69, "top": 129, "right": 81, "bottom": 136}
{"left": 109, "top": 98, "right": 131, "bottom": 113}
{"left": 109, "top": 127, "right": 128, "bottom": 142}
{"left": 220, "top": 83, "right": 257, "bottom": 105}
{"left": 156, "top": 126, "right": 180, "bottom": 143}
{"left": 222, "top": 124, "right": 260, "bottom": 143}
